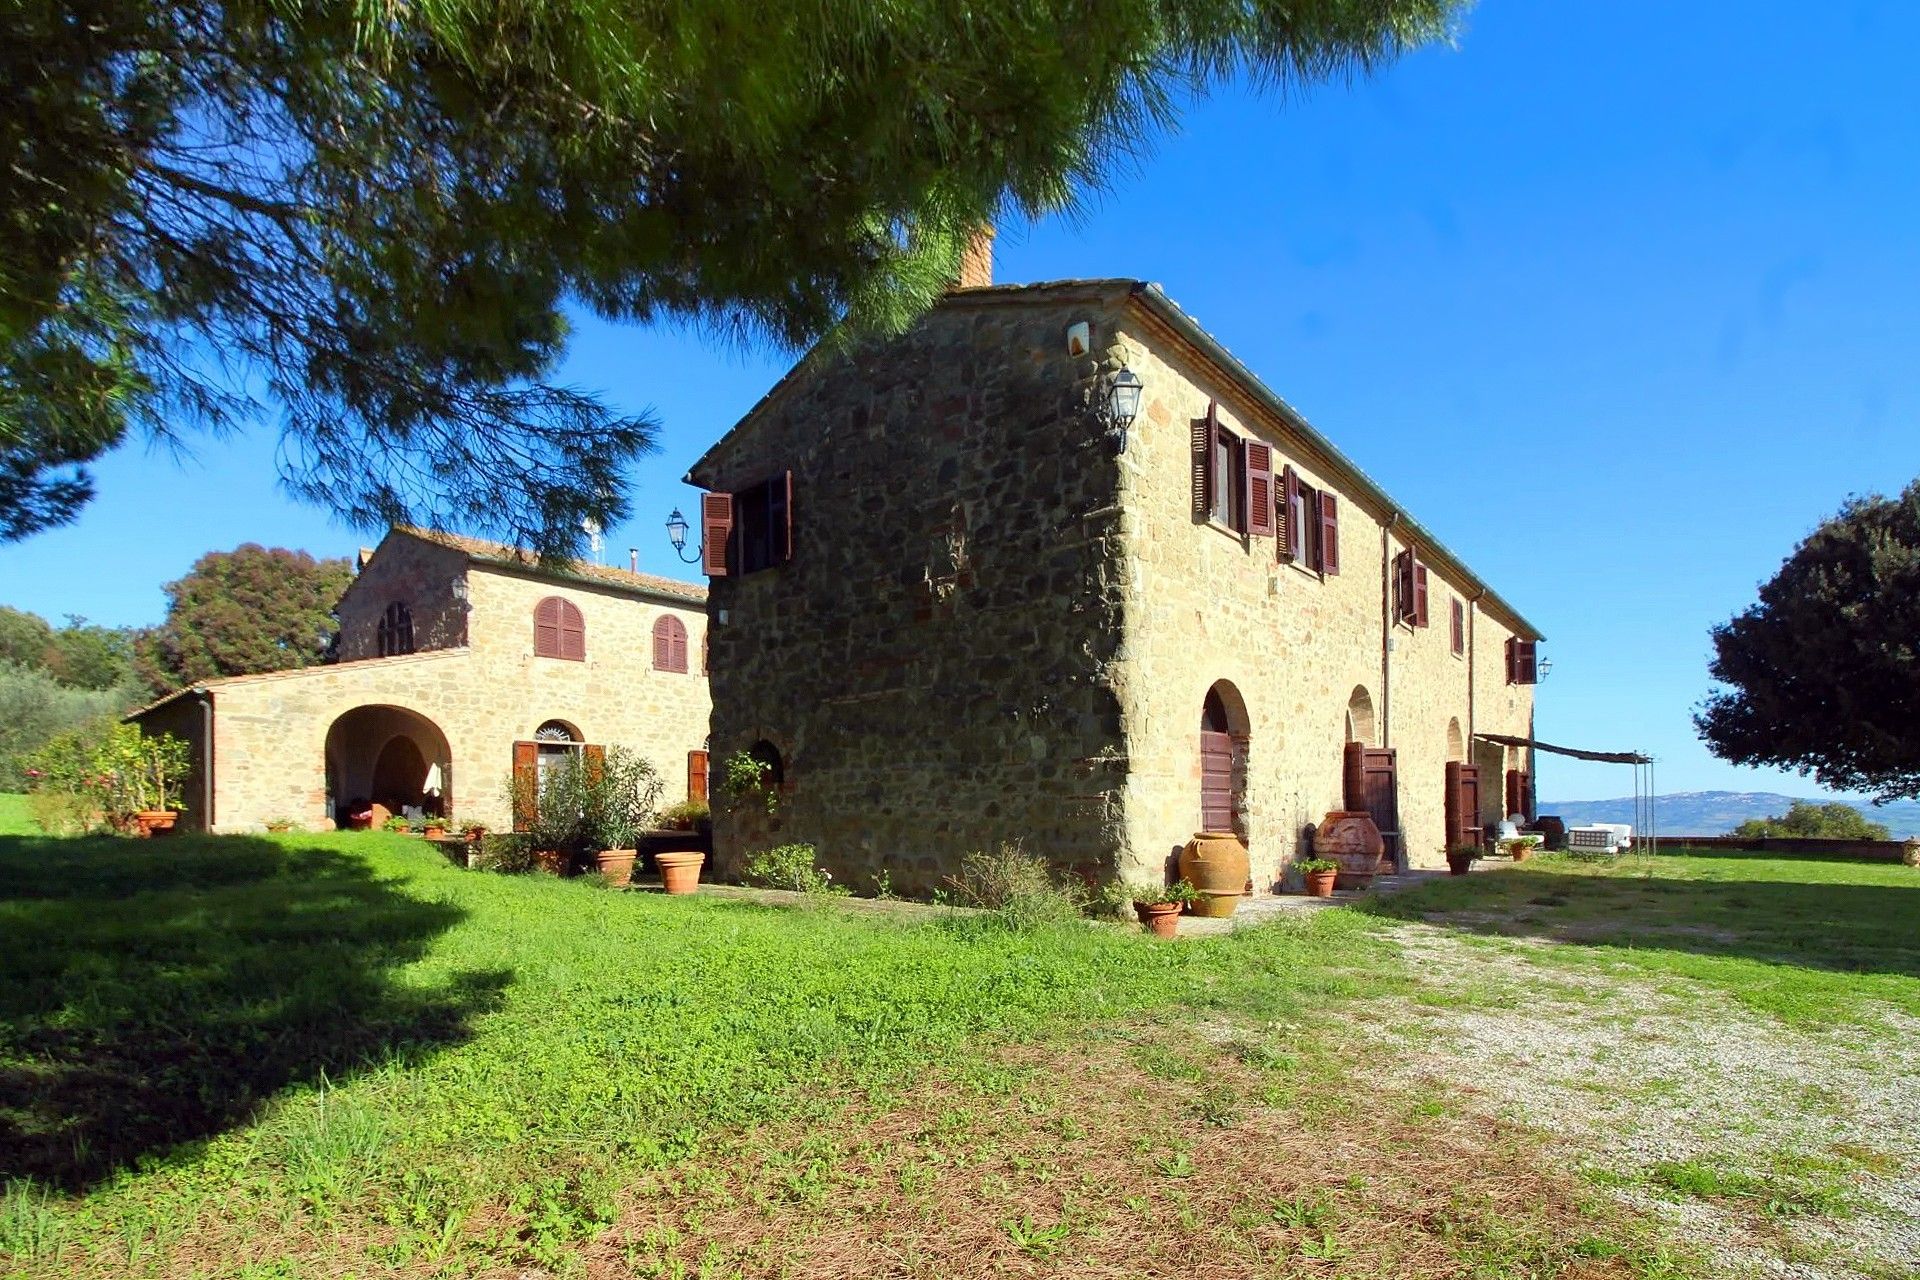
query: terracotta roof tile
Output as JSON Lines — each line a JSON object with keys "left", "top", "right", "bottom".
{"left": 393, "top": 527, "right": 707, "bottom": 605}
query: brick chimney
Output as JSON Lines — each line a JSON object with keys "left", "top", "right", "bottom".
{"left": 955, "top": 225, "right": 995, "bottom": 290}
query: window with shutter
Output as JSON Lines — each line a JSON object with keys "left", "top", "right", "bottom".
{"left": 1413, "top": 563, "right": 1430, "bottom": 628}
{"left": 652, "top": 615, "right": 689, "bottom": 672}
{"left": 1506, "top": 638, "right": 1539, "bottom": 685}
{"left": 734, "top": 472, "right": 795, "bottom": 575}
{"left": 1393, "top": 550, "right": 1414, "bottom": 623}
{"left": 1190, "top": 412, "right": 1215, "bottom": 522}
{"left": 1244, "top": 441, "right": 1274, "bottom": 537}
{"left": 1317, "top": 491, "right": 1340, "bottom": 574}
{"left": 687, "top": 750, "right": 709, "bottom": 804}
{"left": 1210, "top": 424, "right": 1242, "bottom": 530}
{"left": 534, "top": 597, "right": 585, "bottom": 661}
{"left": 1280, "top": 466, "right": 1302, "bottom": 561}
{"left": 1295, "top": 478, "right": 1321, "bottom": 568}
{"left": 1450, "top": 599, "right": 1466, "bottom": 656}
{"left": 700, "top": 491, "right": 733, "bottom": 577}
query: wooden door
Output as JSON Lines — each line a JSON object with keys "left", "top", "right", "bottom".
{"left": 1342, "top": 742, "right": 1401, "bottom": 869}
{"left": 1446, "top": 761, "right": 1484, "bottom": 850}
{"left": 1200, "top": 729, "right": 1236, "bottom": 833}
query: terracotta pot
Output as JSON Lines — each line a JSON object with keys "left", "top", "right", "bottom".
{"left": 1133, "top": 901, "right": 1182, "bottom": 938}
{"left": 1313, "top": 811, "right": 1385, "bottom": 888}
{"left": 1179, "top": 831, "right": 1250, "bottom": 897}
{"left": 1303, "top": 869, "right": 1337, "bottom": 898}
{"left": 534, "top": 847, "right": 570, "bottom": 876}
{"left": 656, "top": 851, "right": 706, "bottom": 895}
{"left": 135, "top": 809, "right": 178, "bottom": 838}
{"left": 1446, "top": 853, "right": 1476, "bottom": 876}
{"left": 1188, "top": 893, "right": 1241, "bottom": 919}
{"left": 594, "top": 848, "right": 637, "bottom": 888}
{"left": 422, "top": 824, "right": 447, "bottom": 840}
{"left": 1510, "top": 844, "right": 1534, "bottom": 863}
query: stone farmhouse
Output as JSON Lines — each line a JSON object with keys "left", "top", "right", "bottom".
{"left": 131, "top": 527, "right": 711, "bottom": 834}
{"left": 690, "top": 269, "right": 1543, "bottom": 894}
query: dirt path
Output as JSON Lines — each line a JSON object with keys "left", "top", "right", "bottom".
{"left": 1360, "top": 921, "right": 1920, "bottom": 1280}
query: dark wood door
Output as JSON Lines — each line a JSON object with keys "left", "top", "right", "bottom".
{"left": 1343, "top": 742, "right": 1400, "bottom": 868}
{"left": 1200, "top": 729, "right": 1235, "bottom": 833}
{"left": 1446, "top": 761, "right": 1483, "bottom": 849}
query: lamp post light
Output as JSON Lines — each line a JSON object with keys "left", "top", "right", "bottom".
{"left": 1105, "top": 365, "right": 1143, "bottom": 453}
{"left": 665, "top": 508, "right": 701, "bottom": 564}
{"left": 1538, "top": 657, "right": 1554, "bottom": 681}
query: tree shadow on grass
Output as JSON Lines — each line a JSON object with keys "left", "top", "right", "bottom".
{"left": 0, "top": 833, "right": 506, "bottom": 1189}
{"left": 1360, "top": 860, "right": 1920, "bottom": 984}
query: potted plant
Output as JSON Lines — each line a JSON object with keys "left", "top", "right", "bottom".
{"left": 1500, "top": 835, "right": 1543, "bottom": 863}
{"left": 581, "top": 746, "right": 663, "bottom": 888}
{"left": 658, "top": 799, "right": 711, "bottom": 834}
{"left": 383, "top": 814, "right": 415, "bottom": 836}
{"left": 506, "top": 755, "right": 587, "bottom": 874}
{"left": 1443, "top": 843, "right": 1482, "bottom": 877}
{"left": 656, "top": 849, "right": 707, "bottom": 895}
{"left": 1129, "top": 880, "right": 1198, "bottom": 938}
{"left": 1296, "top": 857, "right": 1339, "bottom": 898}
{"left": 117, "top": 727, "right": 189, "bottom": 837}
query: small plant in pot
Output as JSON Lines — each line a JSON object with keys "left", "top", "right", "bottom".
{"left": 1443, "top": 843, "right": 1482, "bottom": 876}
{"left": 382, "top": 814, "right": 415, "bottom": 835}
{"left": 422, "top": 816, "right": 449, "bottom": 840}
{"left": 1296, "top": 857, "right": 1339, "bottom": 898}
{"left": 1500, "top": 834, "right": 1543, "bottom": 863}
{"left": 505, "top": 760, "right": 585, "bottom": 874}
{"left": 581, "top": 746, "right": 663, "bottom": 888}
{"left": 1129, "top": 880, "right": 1198, "bottom": 938}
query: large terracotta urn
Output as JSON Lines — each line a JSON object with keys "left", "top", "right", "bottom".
{"left": 1313, "top": 811, "right": 1385, "bottom": 889}
{"left": 1179, "top": 831, "right": 1251, "bottom": 918}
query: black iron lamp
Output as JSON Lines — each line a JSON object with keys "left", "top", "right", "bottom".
{"left": 665, "top": 508, "right": 700, "bottom": 563}
{"left": 1538, "top": 657, "right": 1554, "bottom": 680}
{"left": 1105, "top": 365, "right": 1143, "bottom": 453}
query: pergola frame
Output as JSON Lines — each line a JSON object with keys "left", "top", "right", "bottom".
{"left": 1472, "top": 732, "right": 1656, "bottom": 856}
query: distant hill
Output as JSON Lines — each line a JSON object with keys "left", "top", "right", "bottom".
{"left": 1539, "top": 791, "right": 1920, "bottom": 839}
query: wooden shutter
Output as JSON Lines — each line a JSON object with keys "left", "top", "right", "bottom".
{"left": 1342, "top": 740, "right": 1366, "bottom": 810}
{"left": 1505, "top": 768, "right": 1523, "bottom": 818}
{"left": 672, "top": 619, "right": 687, "bottom": 671}
{"left": 533, "top": 597, "right": 561, "bottom": 658}
{"left": 652, "top": 616, "right": 671, "bottom": 670}
{"left": 558, "top": 600, "right": 585, "bottom": 661}
{"left": 1413, "top": 563, "right": 1430, "bottom": 628}
{"left": 1280, "top": 466, "right": 1302, "bottom": 560}
{"left": 1318, "top": 491, "right": 1340, "bottom": 575}
{"left": 511, "top": 741, "right": 537, "bottom": 831}
{"left": 701, "top": 492, "right": 733, "bottom": 577}
{"left": 583, "top": 743, "right": 605, "bottom": 790}
{"left": 687, "top": 749, "right": 709, "bottom": 804}
{"left": 1446, "top": 761, "right": 1483, "bottom": 849}
{"left": 1244, "top": 442, "right": 1274, "bottom": 537}
{"left": 1393, "top": 551, "right": 1413, "bottom": 623}
{"left": 771, "top": 470, "right": 794, "bottom": 564}
{"left": 1190, "top": 411, "right": 1216, "bottom": 521}
{"left": 1450, "top": 599, "right": 1465, "bottom": 655}
{"left": 1508, "top": 638, "right": 1538, "bottom": 685}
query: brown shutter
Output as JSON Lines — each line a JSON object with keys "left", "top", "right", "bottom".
{"left": 1413, "top": 563, "right": 1430, "bottom": 628}
{"left": 1342, "top": 740, "right": 1366, "bottom": 810}
{"left": 511, "top": 740, "right": 538, "bottom": 831}
{"left": 1522, "top": 771, "right": 1535, "bottom": 822}
{"left": 652, "top": 616, "right": 670, "bottom": 670}
{"left": 1447, "top": 761, "right": 1482, "bottom": 849}
{"left": 771, "top": 470, "right": 794, "bottom": 564}
{"left": 583, "top": 743, "right": 605, "bottom": 790}
{"left": 1244, "top": 441, "right": 1274, "bottom": 537}
{"left": 701, "top": 492, "right": 733, "bottom": 577}
{"left": 533, "top": 597, "right": 561, "bottom": 657}
{"left": 1450, "top": 599, "right": 1465, "bottom": 654}
{"left": 687, "top": 749, "right": 709, "bottom": 804}
{"left": 1190, "top": 411, "right": 1215, "bottom": 521}
{"left": 1318, "top": 492, "right": 1340, "bottom": 575}
{"left": 1505, "top": 768, "right": 1522, "bottom": 817}
{"left": 1516, "top": 640, "right": 1538, "bottom": 685}
{"left": 672, "top": 619, "right": 688, "bottom": 671}
{"left": 558, "top": 600, "right": 586, "bottom": 661}
{"left": 1393, "top": 551, "right": 1412, "bottom": 623}
{"left": 1281, "top": 466, "right": 1301, "bottom": 560}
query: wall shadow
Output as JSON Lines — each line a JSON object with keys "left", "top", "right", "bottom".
{"left": 0, "top": 833, "right": 505, "bottom": 1189}
{"left": 1360, "top": 863, "right": 1920, "bottom": 982}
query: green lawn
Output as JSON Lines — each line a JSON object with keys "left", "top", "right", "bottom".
{"left": 1364, "top": 851, "right": 1920, "bottom": 1027}
{"left": 0, "top": 794, "right": 32, "bottom": 837}
{"left": 0, "top": 828, "right": 1408, "bottom": 1276}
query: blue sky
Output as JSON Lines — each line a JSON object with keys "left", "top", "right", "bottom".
{"left": 4, "top": 1, "right": 1916, "bottom": 802}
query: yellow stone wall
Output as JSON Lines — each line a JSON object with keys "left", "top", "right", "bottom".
{"left": 1106, "top": 316, "right": 1535, "bottom": 882}
{"left": 165, "top": 558, "right": 710, "bottom": 833}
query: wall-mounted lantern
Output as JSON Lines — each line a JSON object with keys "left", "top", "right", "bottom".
{"left": 1105, "top": 366, "right": 1143, "bottom": 454}
{"left": 665, "top": 508, "right": 701, "bottom": 564}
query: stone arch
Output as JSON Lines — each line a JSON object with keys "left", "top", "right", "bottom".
{"left": 325, "top": 704, "right": 453, "bottom": 823}
{"left": 1446, "top": 717, "right": 1465, "bottom": 762}
{"left": 1345, "top": 685, "right": 1376, "bottom": 746}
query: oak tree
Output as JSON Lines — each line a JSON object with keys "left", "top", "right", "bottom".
{"left": 135, "top": 544, "right": 354, "bottom": 691}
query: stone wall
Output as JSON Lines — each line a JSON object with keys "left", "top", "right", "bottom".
{"left": 334, "top": 534, "right": 469, "bottom": 659}
{"left": 696, "top": 289, "right": 1128, "bottom": 894}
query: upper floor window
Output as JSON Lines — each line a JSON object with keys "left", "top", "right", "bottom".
{"left": 1280, "top": 467, "right": 1339, "bottom": 575}
{"left": 1393, "top": 550, "right": 1430, "bottom": 628}
{"left": 377, "top": 602, "right": 414, "bottom": 656}
{"left": 1191, "top": 402, "right": 1274, "bottom": 538}
{"left": 533, "top": 596, "right": 586, "bottom": 661}
{"left": 1506, "top": 637, "right": 1540, "bottom": 685}
{"left": 1450, "top": 598, "right": 1466, "bottom": 656}
{"left": 699, "top": 472, "right": 793, "bottom": 577}
{"left": 652, "top": 615, "right": 689, "bottom": 672}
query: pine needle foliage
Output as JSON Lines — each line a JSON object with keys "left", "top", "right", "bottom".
{"left": 2, "top": 0, "right": 1463, "bottom": 552}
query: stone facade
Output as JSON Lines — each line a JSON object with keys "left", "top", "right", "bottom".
{"left": 132, "top": 528, "right": 711, "bottom": 834}
{"left": 692, "top": 280, "right": 1539, "bottom": 893}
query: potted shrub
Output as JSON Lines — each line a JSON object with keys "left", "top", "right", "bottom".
{"left": 1296, "top": 857, "right": 1339, "bottom": 898}
{"left": 1443, "top": 843, "right": 1482, "bottom": 876}
{"left": 1500, "top": 834, "right": 1543, "bottom": 863}
{"left": 1129, "top": 880, "right": 1198, "bottom": 938}
{"left": 658, "top": 799, "right": 711, "bottom": 834}
{"left": 581, "top": 747, "right": 663, "bottom": 888}
{"left": 383, "top": 814, "right": 415, "bottom": 836}
{"left": 107, "top": 726, "right": 190, "bottom": 837}
{"left": 506, "top": 754, "right": 589, "bottom": 874}
{"left": 422, "top": 816, "right": 449, "bottom": 840}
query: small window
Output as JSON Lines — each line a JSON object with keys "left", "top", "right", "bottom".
{"left": 1293, "top": 478, "right": 1321, "bottom": 569}
{"left": 533, "top": 596, "right": 585, "bottom": 661}
{"left": 1394, "top": 550, "right": 1429, "bottom": 628}
{"left": 1450, "top": 599, "right": 1466, "bottom": 656}
{"left": 734, "top": 473, "right": 793, "bottom": 575}
{"left": 1507, "top": 638, "right": 1539, "bottom": 685}
{"left": 652, "top": 615, "right": 689, "bottom": 672}
{"left": 377, "top": 602, "right": 414, "bottom": 657}
{"left": 1209, "top": 428, "right": 1244, "bottom": 531}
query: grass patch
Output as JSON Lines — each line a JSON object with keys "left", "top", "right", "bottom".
{"left": 0, "top": 828, "right": 1408, "bottom": 1276}
{"left": 0, "top": 794, "right": 32, "bottom": 837}
{"left": 1364, "top": 852, "right": 1920, "bottom": 1026}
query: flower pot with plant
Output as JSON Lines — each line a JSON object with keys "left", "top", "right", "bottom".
{"left": 1500, "top": 835, "right": 1543, "bottom": 863}
{"left": 1443, "top": 843, "right": 1482, "bottom": 876}
{"left": 383, "top": 815, "right": 416, "bottom": 836}
{"left": 1129, "top": 880, "right": 1198, "bottom": 938}
{"left": 422, "top": 817, "right": 449, "bottom": 840}
{"left": 581, "top": 746, "right": 663, "bottom": 888}
{"left": 1296, "top": 857, "right": 1339, "bottom": 898}
{"left": 506, "top": 754, "right": 588, "bottom": 874}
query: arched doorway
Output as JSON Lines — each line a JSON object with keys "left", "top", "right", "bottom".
{"left": 325, "top": 705, "right": 453, "bottom": 823}
{"left": 1345, "top": 685, "right": 1376, "bottom": 746}
{"left": 1200, "top": 682, "right": 1249, "bottom": 837}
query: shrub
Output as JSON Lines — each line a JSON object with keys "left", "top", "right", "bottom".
{"left": 0, "top": 662, "right": 144, "bottom": 791}
{"left": 20, "top": 721, "right": 190, "bottom": 830}
{"left": 658, "top": 799, "right": 710, "bottom": 830}
{"left": 944, "top": 843, "right": 1088, "bottom": 930}
{"left": 474, "top": 833, "right": 535, "bottom": 873}
{"left": 742, "top": 842, "right": 842, "bottom": 895}
{"left": 1125, "top": 878, "right": 1199, "bottom": 907}
{"left": 26, "top": 791, "right": 96, "bottom": 836}
{"left": 579, "top": 747, "right": 663, "bottom": 851}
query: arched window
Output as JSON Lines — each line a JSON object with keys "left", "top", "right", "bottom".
{"left": 377, "top": 602, "right": 414, "bottom": 656}
{"left": 746, "top": 739, "right": 785, "bottom": 789}
{"left": 532, "top": 720, "right": 582, "bottom": 804}
{"left": 652, "top": 615, "right": 689, "bottom": 672}
{"left": 533, "top": 596, "right": 585, "bottom": 661}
